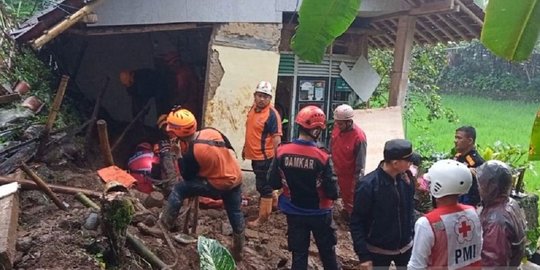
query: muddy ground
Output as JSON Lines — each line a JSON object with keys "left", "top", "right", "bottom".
{"left": 11, "top": 163, "right": 360, "bottom": 270}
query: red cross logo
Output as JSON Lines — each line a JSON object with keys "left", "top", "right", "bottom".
{"left": 458, "top": 221, "right": 471, "bottom": 238}
{"left": 454, "top": 215, "right": 475, "bottom": 243}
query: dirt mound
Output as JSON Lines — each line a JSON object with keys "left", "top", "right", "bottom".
{"left": 11, "top": 165, "right": 360, "bottom": 269}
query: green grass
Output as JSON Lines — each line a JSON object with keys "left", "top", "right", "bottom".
{"left": 406, "top": 94, "right": 540, "bottom": 193}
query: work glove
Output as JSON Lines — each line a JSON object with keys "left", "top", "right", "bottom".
{"left": 159, "top": 140, "right": 171, "bottom": 155}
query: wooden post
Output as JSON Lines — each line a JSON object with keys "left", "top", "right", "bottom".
{"left": 97, "top": 120, "right": 114, "bottom": 166}
{"left": 191, "top": 198, "right": 199, "bottom": 234}
{"left": 20, "top": 162, "right": 68, "bottom": 211}
{"left": 38, "top": 75, "right": 69, "bottom": 156}
{"left": 45, "top": 75, "right": 69, "bottom": 132}
{"left": 388, "top": 15, "right": 416, "bottom": 107}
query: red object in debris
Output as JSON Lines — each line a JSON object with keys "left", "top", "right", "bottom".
{"left": 14, "top": 81, "right": 30, "bottom": 95}
{"left": 128, "top": 149, "right": 160, "bottom": 193}
{"left": 21, "top": 96, "right": 43, "bottom": 113}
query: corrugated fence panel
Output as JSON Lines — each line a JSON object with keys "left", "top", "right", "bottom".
{"left": 278, "top": 54, "right": 295, "bottom": 75}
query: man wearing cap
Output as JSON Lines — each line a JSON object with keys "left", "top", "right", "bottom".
{"left": 330, "top": 104, "right": 367, "bottom": 220}
{"left": 350, "top": 139, "right": 416, "bottom": 270}
{"left": 242, "top": 81, "right": 283, "bottom": 227}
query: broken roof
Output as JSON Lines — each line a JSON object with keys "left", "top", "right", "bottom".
{"left": 10, "top": 0, "right": 484, "bottom": 49}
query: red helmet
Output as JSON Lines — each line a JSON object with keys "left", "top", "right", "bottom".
{"left": 136, "top": 142, "right": 153, "bottom": 152}
{"left": 295, "top": 106, "right": 326, "bottom": 130}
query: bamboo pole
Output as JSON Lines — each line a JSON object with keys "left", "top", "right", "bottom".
{"left": 0, "top": 176, "right": 102, "bottom": 198}
{"left": 20, "top": 162, "right": 68, "bottom": 211}
{"left": 110, "top": 100, "right": 152, "bottom": 152}
{"left": 97, "top": 119, "right": 114, "bottom": 166}
{"left": 74, "top": 193, "right": 168, "bottom": 269}
{"left": 32, "top": 0, "right": 105, "bottom": 49}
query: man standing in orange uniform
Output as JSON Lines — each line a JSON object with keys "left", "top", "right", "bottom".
{"left": 242, "top": 81, "right": 282, "bottom": 227}
{"left": 330, "top": 104, "right": 366, "bottom": 220}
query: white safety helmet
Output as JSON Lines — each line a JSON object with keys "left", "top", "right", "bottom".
{"left": 255, "top": 81, "right": 273, "bottom": 97}
{"left": 333, "top": 104, "right": 354, "bottom": 121}
{"left": 425, "top": 159, "right": 472, "bottom": 199}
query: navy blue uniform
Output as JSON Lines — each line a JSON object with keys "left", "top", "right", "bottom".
{"left": 268, "top": 139, "right": 339, "bottom": 270}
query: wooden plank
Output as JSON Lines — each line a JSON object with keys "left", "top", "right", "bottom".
{"left": 0, "top": 192, "right": 19, "bottom": 270}
{"left": 389, "top": 15, "right": 416, "bottom": 106}
{"left": 67, "top": 23, "right": 206, "bottom": 36}
{"left": 0, "top": 94, "right": 20, "bottom": 104}
{"left": 352, "top": 106, "right": 405, "bottom": 172}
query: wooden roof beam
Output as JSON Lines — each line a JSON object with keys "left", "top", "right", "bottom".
{"left": 424, "top": 15, "right": 455, "bottom": 40}
{"left": 455, "top": 0, "right": 483, "bottom": 26}
{"left": 415, "top": 18, "right": 446, "bottom": 42}
{"left": 384, "top": 19, "right": 431, "bottom": 44}
{"left": 370, "top": 23, "right": 397, "bottom": 46}
{"left": 451, "top": 13, "right": 479, "bottom": 35}
{"left": 368, "top": 37, "right": 383, "bottom": 49}
{"left": 435, "top": 14, "right": 469, "bottom": 39}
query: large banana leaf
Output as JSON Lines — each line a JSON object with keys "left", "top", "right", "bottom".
{"left": 480, "top": 0, "right": 540, "bottom": 61}
{"left": 197, "top": 235, "right": 236, "bottom": 270}
{"left": 529, "top": 109, "right": 540, "bottom": 161}
{"left": 291, "top": 0, "right": 361, "bottom": 63}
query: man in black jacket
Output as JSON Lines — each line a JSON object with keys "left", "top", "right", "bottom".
{"left": 350, "top": 139, "right": 416, "bottom": 270}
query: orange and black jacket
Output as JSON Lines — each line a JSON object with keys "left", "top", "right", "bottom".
{"left": 180, "top": 128, "right": 241, "bottom": 190}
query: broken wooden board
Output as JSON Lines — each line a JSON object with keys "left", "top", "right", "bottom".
{"left": 0, "top": 183, "right": 19, "bottom": 270}
{"left": 352, "top": 106, "right": 405, "bottom": 173}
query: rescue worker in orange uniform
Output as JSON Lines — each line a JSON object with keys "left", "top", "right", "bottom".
{"left": 159, "top": 108, "right": 245, "bottom": 261}
{"left": 268, "top": 106, "right": 340, "bottom": 270}
{"left": 242, "top": 81, "right": 282, "bottom": 227}
{"left": 330, "top": 104, "right": 366, "bottom": 219}
{"left": 453, "top": 126, "right": 485, "bottom": 207}
{"left": 408, "top": 159, "right": 482, "bottom": 269}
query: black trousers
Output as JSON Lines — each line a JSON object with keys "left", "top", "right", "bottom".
{"left": 251, "top": 159, "right": 273, "bottom": 198}
{"left": 370, "top": 248, "right": 412, "bottom": 270}
{"left": 286, "top": 213, "right": 339, "bottom": 270}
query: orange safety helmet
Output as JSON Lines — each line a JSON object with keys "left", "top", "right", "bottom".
{"left": 119, "top": 70, "right": 134, "bottom": 87}
{"left": 166, "top": 108, "right": 197, "bottom": 137}
{"left": 295, "top": 105, "right": 326, "bottom": 130}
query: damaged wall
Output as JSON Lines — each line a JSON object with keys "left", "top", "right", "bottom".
{"left": 203, "top": 23, "right": 281, "bottom": 170}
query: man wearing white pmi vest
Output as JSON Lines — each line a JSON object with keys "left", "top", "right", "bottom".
{"left": 408, "top": 159, "right": 482, "bottom": 270}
